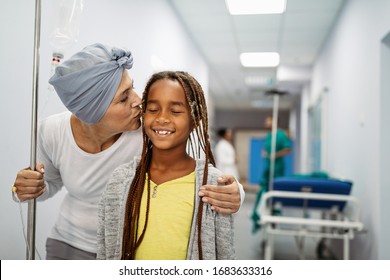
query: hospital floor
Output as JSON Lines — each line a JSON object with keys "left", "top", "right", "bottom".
{"left": 234, "top": 183, "right": 318, "bottom": 260}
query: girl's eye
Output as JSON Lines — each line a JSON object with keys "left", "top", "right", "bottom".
{"left": 147, "top": 108, "right": 158, "bottom": 113}
{"left": 171, "top": 106, "right": 186, "bottom": 114}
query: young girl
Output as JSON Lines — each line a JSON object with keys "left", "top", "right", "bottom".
{"left": 97, "top": 71, "right": 235, "bottom": 260}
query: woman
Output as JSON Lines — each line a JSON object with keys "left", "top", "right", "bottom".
{"left": 12, "top": 43, "right": 243, "bottom": 260}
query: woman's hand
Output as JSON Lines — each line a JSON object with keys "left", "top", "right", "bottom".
{"left": 12, "top": 163, "right": 45, "bottom": 201}
{"left": 199, "top": 175, "right": 242, "bottom": 214}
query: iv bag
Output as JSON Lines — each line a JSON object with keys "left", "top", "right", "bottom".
{"left": 48, "top": 0, "right": 83, "bottom": 92}
{"left": 49, "top": 0, "right": 84, "bottom": 55}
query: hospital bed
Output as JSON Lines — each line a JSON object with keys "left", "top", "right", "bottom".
{"left": 258, "top": 177, "right": 364, "bottom": 260}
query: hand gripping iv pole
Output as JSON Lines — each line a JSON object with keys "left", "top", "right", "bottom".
{"left": 27, "top": 0, "right": 41, "bottom": 260}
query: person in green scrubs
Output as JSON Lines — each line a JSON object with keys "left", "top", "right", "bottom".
{"left": 251, "top": 116, "right": 292, "bottom": 233}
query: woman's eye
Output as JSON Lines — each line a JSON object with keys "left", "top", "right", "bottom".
{"left": 120, "top": 96, "right": 128, "bottom": 103}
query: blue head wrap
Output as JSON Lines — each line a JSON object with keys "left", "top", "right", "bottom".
{"left": 49, "top": 43, "right": 134, "bottom": 124}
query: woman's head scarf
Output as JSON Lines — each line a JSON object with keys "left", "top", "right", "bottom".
{"left": 49, "top": 43, "right": 134, "bottom": 124}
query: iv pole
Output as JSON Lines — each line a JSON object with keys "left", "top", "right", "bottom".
{"left": 266, "top": 89, "right": 287, "bottom": 192}
{"left": 27, "top": 0, "right": 41, "bottom": 260}
{"left": 268, "top": 93, "right": 279, "bottom": 192}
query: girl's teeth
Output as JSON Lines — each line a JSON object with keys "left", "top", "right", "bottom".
{"left": 156, "top": 130, "right": 171, "bottom": 135}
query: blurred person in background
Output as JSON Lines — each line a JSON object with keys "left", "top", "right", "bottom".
{"left": 251, "top": 116, "right": 291, "bottom": 233}
{"left": 214, "top": 128, "right": 239, "bottom": 180}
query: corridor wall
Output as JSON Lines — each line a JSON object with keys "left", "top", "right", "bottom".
{"left": 307, "top": 0, "right": 390, "bottom": 259}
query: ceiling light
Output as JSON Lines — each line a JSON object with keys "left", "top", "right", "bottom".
{"left": 226, "top": 0, "right": 286, "bottom": 15}
{"left": 245, "top": 76, "right": 274, "bottom": 86}
{"left": 240, "top": 52, "right": 280, "bottom": 67}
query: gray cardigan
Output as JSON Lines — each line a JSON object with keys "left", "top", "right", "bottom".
{"left": 97, "top": 156, "right": 236, "bottom": 260}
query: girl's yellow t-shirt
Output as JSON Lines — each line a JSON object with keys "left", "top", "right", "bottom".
{"left": 135, "top": 172, "right": 195, "bottom": 260}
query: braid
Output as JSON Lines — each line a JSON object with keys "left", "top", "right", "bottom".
{"left": 175, "top": 71, "right": 215, "bottom": 259}
{"left": 121, "top": 71, "right": 215, "bottom": 260}
{"left": 121, "top": 86, "right": 154, "bottom": 259}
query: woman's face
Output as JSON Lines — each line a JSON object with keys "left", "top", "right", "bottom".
{"left": 98, "top": 70, "right": 142, "bottom": 133}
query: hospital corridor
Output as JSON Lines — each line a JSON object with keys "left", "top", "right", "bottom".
{"left": 1, "top": 0, "right": 390, "bottom": 265}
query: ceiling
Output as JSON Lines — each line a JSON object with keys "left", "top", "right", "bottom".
{"left": 168, "top": 0, "right": 346, "bottom": 110}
